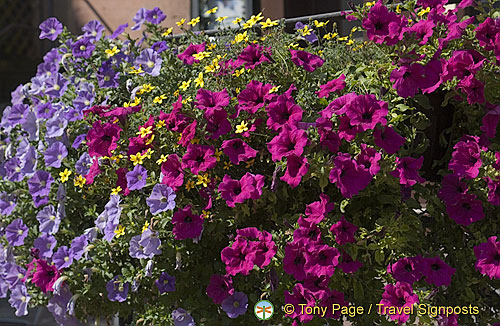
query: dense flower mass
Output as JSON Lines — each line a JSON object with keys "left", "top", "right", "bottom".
{"left": 1, "top": 1, "right": 500, "bottom": 325}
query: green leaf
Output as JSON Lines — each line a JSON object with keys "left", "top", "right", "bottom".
{"left": 375, "top": 250, "right": 384, "bottom": 264}
{"left": 354, "top": 279, "right": 364, "bottom": 301}
{"left": 413, "top": 94, "right": 432, "bottom": 110}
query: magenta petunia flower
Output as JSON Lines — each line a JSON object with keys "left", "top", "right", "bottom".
{"left": 457, "top": 75, "right": 485, "bottom": 105}
{"left": 204, "top": 108, "right": 231, "bottom": 140}
{"left": 221, "top": 138, "right": 258, "bottom": 165}
{"left": 481, "top": 104, "right": 500, "bottom": 139}
{"left": 390, "top": 156, "right": 425, "bottom": 186}
{"left": 221, "top": 238, "right": 257, "bottom": 276}
{"left": 289, "top": 49, "right": 324, "bottom": 72}
{"left": 356, "top": 144, "right": 381, "bottom": 176}
{"left": 304, "top": 193, "right": 334, "bottom": 224}
{"left": 338, "top": 250, "right": 363, "bottom": 274}
{"left": 387, "top": 256, "right": 423, "bottom": 284}
{"left": 181, "top": 144, "right": 217, "bottom": 175}
{"left": 171, "top": 205, "right": 203, "bottom": 240}
{"left": 329, "top": 153, "right": 372, "bottom": 198}
{"left": 293, "top": 217, "right": 323, "bottom": 247}
{"left": 177, "top": 43, "right": 205, "bottom": 65}
{"left": 283, "top": 241, "right": 307, "bottom": 281}
{"left": 86, "top": 121, "right": 121, "bottom": 158}
{"left": 362, "top": 1, "right": 406, "bottom": 46}
{"left": 474, "top": 236, "right": 500, "bottom": 279}
{"left": 316, "top": 74, "right": 346, "bottom": 98}
{"left": 236, "top": 80, "right": 274, "bottom": 115}
{"left": 345, "top": 94, "right": 388, "bottom": 131}
{"left": 234, "top": 43, "right": 271, "bottom": 70}
{"left": 29, "top": 259, "right": 60, "bottom": 293}
{"left": 316, "top": 288, "right": 349, "bottom": 319}
{"left": 218, "top": 175, "right": 253, "bottom": 207}
{"left": 178, "top": 120, "right": 198, "bottom": 147}
{"left": 390, "top": 63, "right": 428, "bottom": 98}
{"left": 445, "top": 193, "right": 484, "bottom": 226}
{"left": 284, "top": 283, "right": 315, "bottom": 322}
{"left": 407, "top": 19, "right": 435, "bottom": 45}
{"left": 240, "top": 172, "right": 265, "bottom": 200}
{"left": 267, "top": 126, "right": 308, "bottom": 162}
{"left": 280, "top": 154, "right": 309, "bottom": 188}
{"left": 374, "top": 126, "right": 405, "bottom": 154}
{"left": 266, "top": 93, "right": 303, "bottom": 131}
{"left": 487, "top": 178, "right": 500, "bottom": 206}
{"left": 304, "top": 244, "right": 340, "bottom": 278}
{"left": 160, "top": 154, "right": 184, "bottom": 191}
{"left": 474, "top": 17, "right": 500, "bottom": 51}
{"left": 379, "top": 282, "right": 419, "bottom": 324}
{"left": 441, "top": 50, "right": 486, "bottom": 83}
{"left": 329, "top": 216, "right": 358, "bottom": 246}
{"left": 195, "top": 88, "right": 230, "bottom": 112}
{"left": 421, "top": 256, "right": 455, "bottom": 287}
{"left": 448, "top": 138, "right": 482, "bottom": 179}
{"left": 206, "top": 274, "right": 234, "bottom": 304}
{"left": 438, "top": 174, "right": 468, "bottom": 205}
{"left": 321, "top": 92, "right": 358, "bottom": 119}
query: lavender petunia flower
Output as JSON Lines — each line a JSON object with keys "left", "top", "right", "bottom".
{"left": 75, "top": 152, "right": 92, "bottom": 175}
{"left": 106, "top": 275, "right": 129, "bottom": 302}
{"left": 146, "top": 184, "right": 176, "bottom": 215}
{"left": 44, "top": 141, "right": 67, "bottom": 168}
{"left": 135, "top": 48, "right": 162, "bottom": 76}
{"left": 172, "top": 308, "right": 196, "bottom": 326}
{"left": 82, "top": 20, "right": 104, "bottom": 41}
{"left": 152, "top": 41, "right": 168, "bottom": 53}
{"left": 109, "top": 23, "right": 128, "bottom": 39}
{"left": 126, "top": 164, "right": 147, "bottom": 190}
{"left": 5, "top": 219, "right": 28, "bottom": 246}
{"left": 72, "top": 133, "right": 87, "bottom": 149}
{"left": 221, "top": 292, "right": 248, "bottom": 318}
{"left": 36, "top": 205, "right": 61, "bottom": 235}
{"left": 129, "top": 229, "right": 162, "bottom": 258}
{"left": 39, "top": 17, "right": 63, "bottom": 41}
{"left": 131, "top": 8, "right": 146, "bottom": 30}
{"left": 28, "top": 170, "right": 54, "bottom": 197}
{"left": 22, "top": 111, "right": 39, "bottom": 142}
{"left": 5, "top": 158, "right": 24, "bottom": 182}
{"left": 45, "top": 112, "right": 67, "bottom": 138}
{"left": 4, "top": 263, "right": 26, "bottom": 287}
{"left": 155, "top": 272, "right": 176, "bottom": 293}
{"left": 8, "top": 284, "right": 30, "bottom": 316}
{"left": 95, "top": 195, "right": 122, "bottom": 242}
{"left": 145, "top": 7, "right": 166, "bottom": 24}
{"left": 36, "top": 102, "right": 56, "bottom": 120}
{"left": 57, "top": 184, "right": 66, "bottom": 203}
{"left": 0, "top": 192, "right": 16, "bottom": 216}
{"left": 70, "top": 235, "right": 88, "bottom": 260}
{"left": 34, "top": 234, "right": 57, "bottom": 258}
{"left": 52, "top": 246, "right": 73, "bottom": 269}
{"left": 97, "top": 60, "right": 120, "bottom": 88}
{"left": 45, "top": 73, "right": 68, "bottom": 98}
{"left": 8, "top": 104, "right": 28, "bottom": 126}
{"left": 145, "top": 260, "right": 154, "bottom": 277}
{"left": 71, "top": 37, "right": 95, "bottom": 58}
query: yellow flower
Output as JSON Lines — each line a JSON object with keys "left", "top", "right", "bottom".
{"left": 205, "top": 6, "right": 218, "bottom": 14}
{"left": 179, "top": 80, "right": 191, "bottom": 91}
{"left": 176, "top": 18, "right": 186, "bottom": 26}
{"left": 188, "top": 17, "right": 200, "bottom": 27}
{"left": 156, "top": 120, "right": 166, "bottom": 128}
{"left": 142, "top": 221, "right": 150, "bottom": 233}
{"left": 235, "top": 121, "right": 249, "bottom": 134}
{"left": 162, "top": 27, "right": 173, "bottom": 36}
{"left": 289, "top": 43, "right": 299, "bottom": 49}
{"left": 145, "top": 134, "right": 155, "bottom": 146}
{"left": 141, "top": 83, "right": 155, "bottom": 93}
{"left": 182, "top": 96, "right": 192, "bottom": 104}
{"left": 233, "top": 31, "right": 248, "bottom": 43}
{"left": 216, "top": 16, "right": 228, "bottom": 22}
{"left": 144, "top": 148, "right": 154, "bottom": 159}
{"left": 196, "top": 173, "right": 211, "bottom": 187}
{"left": 298, "top": 25, "right": 313, "bottom": 36}
{"left": 105, "top": 46, "right": 120, "bottom": 58}
{"left": 130, "top": 153, "right": 144, "bottom": 166}
{"left": 207, "top": 43, "right": 216, "bottom": 50}
{"left": 59, "top": 169, "right": 72, "bottom": 183}
{"left": 114, "top": 225, "right": 125, "bottom": 238}
{"left": 192, "top": 51, "right": 211, "bottom": 61}
{"left": 232, "top": 17, "right": 243, "bottom": 25}
{"left": 156, "top": 154, "right": 168, "bottom": 165}
{"left": 173, "top": 90, "right": 180, "bottom": 97}
{"left": 74, "top": 175, "right": 86, "bottom": 188}
{"left": 194, "top": 72, "right": 204, "bottom": 88}
{"left": 318, "top": 50, "right": 324, "bottom": 56}
{"left": 204, "top": 59, "right": 220, "bottom": 73}
{"left": 313, "top": 20, "right": 329, "bottom": 28}
{"left": 214, "top": 149, "right": 223, "bottom": 161}
{"left": 185, "top": 180, "right": 195, "bottom": 191}
{"left": 153, "top": 94, "right": 167, "bottom": 104}
{"left": 190, "top": 137, "right": 200, "bottom": 144}
{"left": 260, "top": 18, "right": 278, "bottom": 29}
{"left": 223, "top": 161, "right": 233, "bottom": 170}
{"left": 111, "top": 186, "right": 122, "bottom": 195}
{"left": 235, "top": 88, "right": 240, "bottom": 94}
{"left": 137, "top": 126, "right": 153, "bottom": 138}
{"left": 337, "top": 36, "right": 348, "bottom": 41}
{"left": 243, "top": 12, "right": 263, "bottom": 29}
{"left": 129, "top": 66, "right": 144, "bottom": 74}
{"left": 201, "top": 210, "right": 211, "bottom": 219}
{"left": 269, "top": 86, "right": 280, "bottom": 94}
{"left": 396, "top": 4, "right": 402, "bottom": 14}
{"left": 233, "top": 68, "right": 245, "bottom": 77}
{"left": 347, "top": 39, "right": 354, "bottom": 45}
{"left": 365, "top": 1, "right": 375, "bottom": 7}
{"left": 418, "top": 7, "right": 430, "bottom": 16}
{"left": 351, "top": 27, "right": 358, "bottom": 34}
{"left": 245, "top": 159, "right": 255, "bottom": 168}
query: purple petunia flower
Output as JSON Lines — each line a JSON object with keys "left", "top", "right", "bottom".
{"left": 126, "top": 164, "right": 148, "bottom": 190}
{"left": 172, "top": 308, "right": 196, "bottom": 326}
{"left": 39, "top": 17, "right": 63, "bottom": 41}
{"left": 82, "top": 20, "right": 104, "bottom": 41}
{"left": 97, "top": 60, "right": 120, "bottom": 88}
{"left": 109, "top": 23, "right": 128, "bottom": 39}
{"left": 221, "top": 292, "right": 248, "bottom": 318}
{"left": 36, "top": 205, "right": 61, "bottom": 235}
{"left": 44, "top": 141, "right": 67, "bottom": 168}
{"left": 152, "top": 41, "right": 168, "bottom": 53}
{"left": 106, "top": 276, "right": 129, "bottom": 302}
{"left": 145, "top": 7, "right": 166, "bottom": 24}
{"left": 129, "top": 229, "right": 162, "bottom": 259}
{"left": 28, "top": 170, "right": 54, "bottom": 197}
{"left": 95, "top": 195, "right": 122, "bottom": 242}
{"left": 131, "top": 8, "right": 146, "bottom": 30}
{"left": 45, "top": 73, "right": 68, "bottom": 98}
{"left": 52, "top": 246, "right": 73, "bottom": 269}
{"left": 146, "top": 184, "right": 176, "bottom": 215}
{"left": 155, "top": 272, "right": 176, "bottom": 293}
{"left": 135, "top": 48, "right": 162, "bottom": 76}
{"left": 34, "top": 234, "right": 57, "bottom": 259}
{"left": 72, "top": 133, "right": 87, "bottom": 149}
{"left": 5, "top": 219, "right": 28, "bottom": 246}
{"left": 8, "top": 284, "right": 30, "bottom": 316}
{"left": 45, "top": 112, "right": 67, "bottom": 138}
{"left": 0, "top": 192, "right": 16, "bottom": 216}
{"left": 70, "top": 235, "right": 88, "bottom": 260}
{"left": 71, "top": 37, "right": 95, "bottom": 59}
